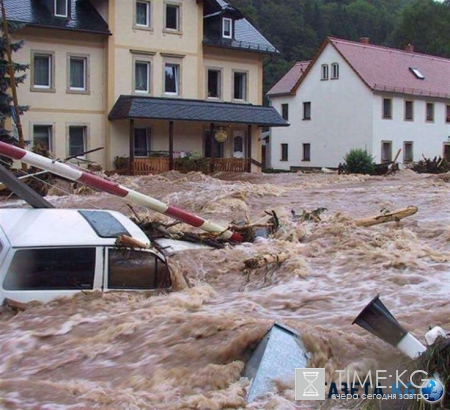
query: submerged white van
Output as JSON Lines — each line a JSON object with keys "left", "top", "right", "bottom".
{"left": 0, "top": 209, "right": 172, "bottom": 304}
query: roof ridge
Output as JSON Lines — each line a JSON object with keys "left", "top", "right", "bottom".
{"left": 329, "top": 37, "right": 450, "bottom": 63}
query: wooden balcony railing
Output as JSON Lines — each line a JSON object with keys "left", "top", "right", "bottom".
{"left": 116, "top": 158, "right": 251, "bottom": 175}
{"left": 133, "top": 157, "right": 170, "bottom": 175}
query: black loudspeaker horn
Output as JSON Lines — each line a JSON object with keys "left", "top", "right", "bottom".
{"left": 352, "top": 295, "right": 407, "bottom": 347}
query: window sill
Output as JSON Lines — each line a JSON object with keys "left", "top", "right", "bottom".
{"left": 133, "top": 91, "right": 151, "bottom": 96}
{"left": 302, "top": 118, "right": 311, "bottom": 121}
{"left": 302, "top": 159, "right": 311, "bottom": 162}
{"left": 206, "top": 96, "right": 222, "bottom": 101}
{"left": 404, "top": 119, "right": 414, "bottom": 122}
{"left": 133, "top": 25, "right": 154, "bottom": 32}
{"left": 280, "top": 159, "right": 288, "bottom": 162}
{"left": 31, "top": 86, "right": 55, "bottom": 93}
{"left": 426, "top": 120, "right": 434, "bottom": 123}
{"left": 163, "top": 93, "right": 180, "bottom": 98}
{"left": 163, "top": 28, "right": 182, "bottom": 36}
{"left": 321, "top": 78, "right": 329, "bottom": 81}
{"left": 330, "top": 77, "right": 339, "bottom": 80}
{"left": 67, "top": 89, "right": 90, "bottom": 95}
{"left": 232, "top": 99, "right": 250, "bottom": 104}
{"left": 382, "top": 116, "right": 392, "bottom": 120}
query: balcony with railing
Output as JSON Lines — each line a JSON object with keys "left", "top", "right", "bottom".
{"left": 113, "top": 152, "right": 252, "bottom": 175}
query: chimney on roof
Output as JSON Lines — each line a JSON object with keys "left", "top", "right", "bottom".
{"left": 405, "top": 44, "right": 414, "bottom": 53}
{"left": 360, "top": 37, "right": 370, "bottom": 44}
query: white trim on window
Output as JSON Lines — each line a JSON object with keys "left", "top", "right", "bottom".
{"left": 331, "top": 62, "right": 339, "bottom": 79}
{"left": 165, "top": 3, "right": 180, "bottom": 32}
{"left": 69, "top": 56, "right": 87, "bottom": 91}
{"left": 321, "top": 64, "right": 329, "bottom": 80}
{"left": 164, "top": 63, "right": 180, "bottom": 96}
{"left": 135, "top": 0, "right": 151, "bottom": 28}
{"left": 135, "top": 60, "right": 151, "bottom": 94}
{"left": 54, "top": 0, "right": 68, "bottom": 17}
{"left": 222, "top": 18, "right": 232, "bottom": 39}
{"left": 32, "top": 53, "right": 52, "bottom": 90}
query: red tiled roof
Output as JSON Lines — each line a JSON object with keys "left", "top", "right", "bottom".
{"left": 267, "top": 37, "right": 450, "bottom": 99}
{"left": 267, "top": 60, "right": 310, "bottom": 96}
{"left": 330, "top": 38, "right": 450, "bottom": 99}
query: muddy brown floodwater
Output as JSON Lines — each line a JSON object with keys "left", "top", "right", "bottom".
{"left": 0, "top": 170, "right": 449, "bottom": 410}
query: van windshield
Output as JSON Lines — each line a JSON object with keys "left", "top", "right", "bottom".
{"left": 3, "top": 248, "right": 96, "bottom": 290}
{"left": 108, "top": 249, "right": 171, "bottom": 289}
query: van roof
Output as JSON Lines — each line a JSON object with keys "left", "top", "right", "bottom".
{"left": 0, "top": 209, "right": 151, "bottom": 248}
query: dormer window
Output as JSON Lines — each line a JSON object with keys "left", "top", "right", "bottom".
{"left": 55, "top": 0, "right": 68, "bottom": 17}
{"left": 410, "top": 67, "right": 424, "bottom": 80}
{"left": 222, "top": 18, "right": 232, "bottom": 39}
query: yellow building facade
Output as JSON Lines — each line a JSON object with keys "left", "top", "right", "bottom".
{"left": 8, "top": 0, "right": 286, "bottom": 173}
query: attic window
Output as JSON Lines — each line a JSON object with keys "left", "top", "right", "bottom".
{"left": 410, "top": 67, "right": 424, "bottom": 80}
{"left": 55, "top": 0, "right": 68, "bottom": 17}
{"left": 222, "top": 18, "right": 232, "bottom": 39}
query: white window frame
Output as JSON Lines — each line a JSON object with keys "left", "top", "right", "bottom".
{"left": 165, "top": 3, "right": 180, "bottom": 32}
{"left": 134, "top": 60, "right": 151, "bottom": 94}
{"left": 222, "top": 18, "right": 232, "bottom": 39}
{"left": 135, "top": 0, "right": 151, "bottom": 28}
{"left": 32, "top": 53, "right": 52, "bottom": 90}
{"left": 69, "top": 56, "right": 87, "bottom": 92}
{"left": 134, "top": 127, "right": 151, "bottom": 157}
{"left": 164, "top": 63, "right": 180, "bottom": 96}
{"left": 321, "top": 64, "right": 329, "bottom": 80}
{"left": 331, "top": 63, "right": 339, "bottom": 79}
{"left": 54, "top": 0, "right": 68, "bottom": 17}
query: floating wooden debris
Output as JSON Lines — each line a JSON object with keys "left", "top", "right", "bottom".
{"left": 292, "top": 207, "right": 327, "bottom": 222}
{"left": 115, "top": 235, "right": 150, "bottom": 249}
{"left": 244, "top": 252, "right": 290, "bottom": 270}
{"left": 355, "top": 206, "right": 418, "bottom": 227}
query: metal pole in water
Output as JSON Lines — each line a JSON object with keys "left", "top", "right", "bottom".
{"left": 0, "top": 141, "right": 244, "bottom": 242}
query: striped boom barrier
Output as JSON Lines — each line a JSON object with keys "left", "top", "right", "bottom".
{"left": 0, "top": 142, "right": 243, "bottom": 242}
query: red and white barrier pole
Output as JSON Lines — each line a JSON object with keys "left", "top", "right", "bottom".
{"left": 0, "top": 142, "right": 243, "bottom": 242}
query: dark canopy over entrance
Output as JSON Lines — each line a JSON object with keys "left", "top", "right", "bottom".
{"left": 108, "top": 95, "right": 288, "bottom": 174}
{"left": 108, "top": 95, "right": 289, "bottom": 127}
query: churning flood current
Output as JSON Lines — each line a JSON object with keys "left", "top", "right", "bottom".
{"left": 0, "top": 170, "right": 449, "bottom": 410}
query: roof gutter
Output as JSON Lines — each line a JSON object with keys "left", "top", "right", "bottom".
{"left": 11, "top": 21, "right": 111, "bottom": 36}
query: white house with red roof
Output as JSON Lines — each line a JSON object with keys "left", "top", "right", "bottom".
{"left": 267, "top": 37, "right": 450, "bottom": 170}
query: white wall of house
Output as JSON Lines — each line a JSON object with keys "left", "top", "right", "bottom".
{"left": 269, "top": 44, "right": 374, "bottom": 170}
{"left": 372, "top": 94, "right": 450, "bottom": 164}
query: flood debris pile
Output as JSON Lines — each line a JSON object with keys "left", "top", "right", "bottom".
{"left": 412, "top": 337, "right": 450, "bottom": 409}
{"left": 413, "top": 156, "right": 450, "bottom": 174}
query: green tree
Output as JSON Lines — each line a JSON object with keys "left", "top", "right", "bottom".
{"left": 0, "top": 20, "right": 28, "bottom": 166}
{"left": 393, "top": 0, "right": 450, "bottom": 57}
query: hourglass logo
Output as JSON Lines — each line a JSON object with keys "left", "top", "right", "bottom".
{"left": 295, "top": 368, "right": 326, "bottom": 400}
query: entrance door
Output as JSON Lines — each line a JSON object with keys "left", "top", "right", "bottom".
{"left": 204, "top": 130, "right": 223, "bottom": 158}
{"left": 233, "top": 131, "right": 245, "bottom": 159}
{"left": 444, "top": 144, "right": 450, "bottom": 161}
